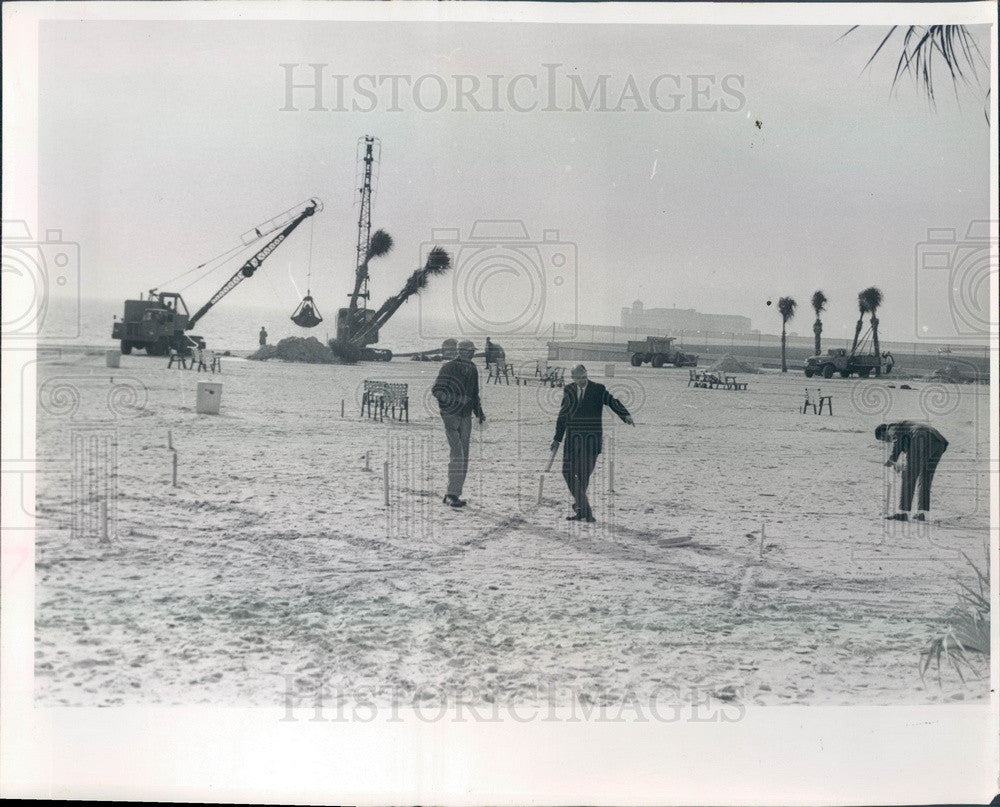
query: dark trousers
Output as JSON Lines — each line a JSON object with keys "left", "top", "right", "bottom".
{"left": 441, "top": 413, "right": 472, "bottom": 497}
{"left": 900, "top": 439, "right": 947, "bottom": 511}
{"left": 562, "top": 434, "right": 599, "bottom": 519}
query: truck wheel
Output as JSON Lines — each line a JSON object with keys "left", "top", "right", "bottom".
{"left": 822, "top": 364, "right": 834, "bottom": 379}
{"left": 804, "top": 365, "right": 814, "bottom": 378}
{"left": 651, "top": 355, "right": 665, "bottom": 368}
{"left": 120, "top": 342, "right": 133, "bottom": 355}
{"left": 859, "top": 368, "right": 871, "bottom": 378}
{"left": 381, "top": 350, "right": 393, "bottom": 362}
{"left": 630, "top": 354, "right": 642, "bottom": 367}
{"left": 840, "top": 370, "right": 851, "bottom": 378}
{"left": 147, "top": 338, "right": 168, "bottom": 357}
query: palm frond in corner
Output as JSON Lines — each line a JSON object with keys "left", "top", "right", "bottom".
{"left": 844, "top": 25, "right": 988, "bottom": 114}
{"left": 919, "top": 539, "right": 990, "bottom": 687}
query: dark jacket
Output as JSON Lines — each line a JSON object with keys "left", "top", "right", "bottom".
{"left": 432, "top": 358, "right": 485, "bottom": 419}
{"left": 885, "top": 421, "right": 949, "bottom": 462}
{"left": 553, "top": 381, "right": 630, "bottom": 454}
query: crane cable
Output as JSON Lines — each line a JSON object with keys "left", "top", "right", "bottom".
{"left": 305, "top": 213, "right": 315, "bottom": 296}
{"left": 174, "top": 230, "right": 275, "bottom": 295}
{"left": 156, "top": 239, "right": 252, "bottom": 289}
{"left": 156, "top": 223, "right": 278, "bottom": 294}
{"left": 289, "top": 216, "right": 324, "bottom": 327}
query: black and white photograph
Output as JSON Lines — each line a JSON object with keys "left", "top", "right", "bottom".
{"left": 2, "top": 1, "right": 997, "bottom": 803}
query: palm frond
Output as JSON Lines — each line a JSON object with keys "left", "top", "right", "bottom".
{"left": 848, "top": 25, "right": 987, "bottom": 108}
{"left": 366, "top": 229, "right": 393, "bottom": 261}
{"left": 777, "top": 296, "right": 797, "bottom": 322}
{"left": 423, "top": 246, "right": 451, "bottom": 276}
{"left": 919, "top": 541, "right": 990, "bottom": 686}
{"left": 858, "top": 286, "right": 883, "bottom": 314}
{"left": 811, "top": 290, "right": 828, "bottom": 316}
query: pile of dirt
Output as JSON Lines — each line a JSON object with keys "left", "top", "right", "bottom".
{"left": 708, "top": 354, "right": 761, "bottom": 374}
{"left": 928, "top": 363, "right": 979, "bottom": 384}
{"left": 248, "top": 336, "right": 341, "bottom": 364}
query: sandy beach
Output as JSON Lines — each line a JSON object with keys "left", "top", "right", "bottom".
{"left": 33, "top": 346, "right": 990, "bottom": 707}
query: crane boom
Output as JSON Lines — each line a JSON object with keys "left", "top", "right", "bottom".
{"left": 187, "top": 198, "right": 322, "bottom": 330}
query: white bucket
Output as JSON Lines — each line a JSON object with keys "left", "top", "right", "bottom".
{"left": 196, "top": 381, "right": 222, "bottom": 415}
{"left": 106, "top": 350, "right": 121, "bottom": 368}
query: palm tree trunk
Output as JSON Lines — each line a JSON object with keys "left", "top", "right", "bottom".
{"left": 850, "top": 316, "right": 864, "bottom": 354}
{"left": 781, "top": 322, "right": 787, "bottom": 372}
{"left": 871, "top": 315, "right": 881, "bottom": 376}
{"left": 813, "top": 318, "right": 822, "bottom": 355}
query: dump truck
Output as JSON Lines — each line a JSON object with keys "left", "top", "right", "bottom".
{"left": 627, "top": 336, "right": 698, "bottom": 368}
{"left": 804, "top": 347, "right": 895, "bottom": 378}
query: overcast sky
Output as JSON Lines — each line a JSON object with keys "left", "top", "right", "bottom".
{"left": 38, "top": 20, "right": 991, "bottom": 342}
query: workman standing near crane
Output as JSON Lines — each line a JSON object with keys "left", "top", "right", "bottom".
{"left": 259, "top": 326, "right": 268, "bottom": 348}
{"left": 432, "top": 339, "right": 486, "bottom": 508}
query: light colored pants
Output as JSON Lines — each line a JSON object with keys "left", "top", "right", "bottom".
{"left": 441, "top": 413, "right": 472, "bottom": 497}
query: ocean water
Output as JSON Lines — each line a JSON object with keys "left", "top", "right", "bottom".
{"left": 23, "top": 295, "right": 554, "bottom": 358}
{"left": 17, "top": 295, "right": 988, "bottom": 365}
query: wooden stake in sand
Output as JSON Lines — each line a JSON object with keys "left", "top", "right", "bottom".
{"left": 100, "top": 498, "right": 110, "bottom": 543}
{"left": 341, "top": 399, "right": 345, "bottom": 418}
{"left": 365, "top": 450, "right": 371, "bottom": 472}
{"left": 538, "top": 445, "right": 559, "bottom": 506}
{"left": 544, "top": 445, "right": 558, "bottom": 473}
{"left": 609, "top": 459, "right": 615, "bottom": 494}
{"left": 759, "top": 520, "right": 765, "bottom": 560}
{"left": 167, "top": 429, "right": 173, "bottom": 450}
{"left": 383, "top": 460, "right": 390, "bottom": 506}
{"left": 172, "top": 451, "right": 178, "bottom": 487}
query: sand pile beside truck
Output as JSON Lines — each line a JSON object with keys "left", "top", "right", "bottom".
{"left": 708, "top": 354, "right": 761, "bottom": 374}
{"left": 248, "top": 336, "right": 341, "bottom": 364}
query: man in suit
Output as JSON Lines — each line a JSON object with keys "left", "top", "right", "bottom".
{"left": 432, "top": 339, "right": 486, "bottom": 507}
{"left": 876, "top": 421, "right": 948, "bottom": 521}
{"left": 550, "top": 365, "right": 634, "bottom": 522}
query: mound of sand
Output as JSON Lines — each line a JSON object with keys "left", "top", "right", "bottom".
{"left": 709, "top": 354, "right": 761, "bottom": 374}
{"left": 248, "top": 336, "right": 340, "bottom": 364}
{"left": 928, "top": 363, "right": 979, "bottom": 384}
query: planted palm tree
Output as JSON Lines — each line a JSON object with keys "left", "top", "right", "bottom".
{"left": 858, "top": 286, "right": 884, "bottom": 375}
{"left": 811, "top": 290, "right": 828, "bottom": 356}
{"left": 777, "top": 296, "right": 797, "bottom": 373}
{"left": 850, "top": 295, "right": 868, "bottom": 355}
{"left": 347, "top": 228, "right": 394, "bottom": 318}
{"left": 352, "top": 247, "right": 452, "bottom": 345}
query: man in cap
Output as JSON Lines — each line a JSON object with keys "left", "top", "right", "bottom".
{"left": 550, "top": 364, "right": 634, "bottom": 523}
{"left": 875, "top": 421, "right": 948, "bottom": 521}
{"left": 432, "top": 339, "right": 486, "bottom": 507}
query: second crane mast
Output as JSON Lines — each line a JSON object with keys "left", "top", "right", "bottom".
{"left": 348, "top": 135, "right": 377, "bottom": 317}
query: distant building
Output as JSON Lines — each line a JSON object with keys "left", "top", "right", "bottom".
{"left": 621, "top": 300, "right": 752, "bottom": 334}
